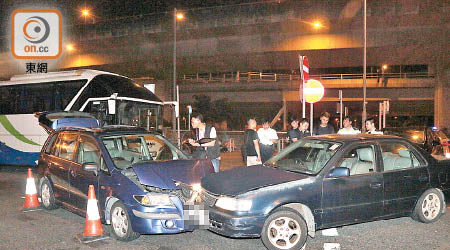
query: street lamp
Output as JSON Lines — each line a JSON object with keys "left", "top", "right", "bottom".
{"left": 173, "top": 8, "right": 184, "bottom": 130}
{"left": 312, "top": 20, "right": 322, "bottom": 29}
{"left": 66, "top": 44, "right": 74, "bottom": 52}
{"left": 81, "top": 9, "right": 90, "bottom": 23}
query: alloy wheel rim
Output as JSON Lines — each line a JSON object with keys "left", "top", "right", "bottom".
{"left": 112, "top": 206, "right": 128, "bottom": 237}
{"left": 41, "top": 184, "right": 50, "bottom": 207}
{"left": 267, "top": 216, "right": 301, "bottom": 249}
{"left": 421, "top": 193, "right": 440, "bottom": 220}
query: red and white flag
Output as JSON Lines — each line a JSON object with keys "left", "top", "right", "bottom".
{"left": 299, "top": 56, "right": 309, "bottom": 103}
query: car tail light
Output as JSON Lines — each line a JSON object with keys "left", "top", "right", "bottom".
{"left": 441, "top": 141, "right": 449, "bottom": 146}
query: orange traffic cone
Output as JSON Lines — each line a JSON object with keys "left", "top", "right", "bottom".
{"left": 77, "top": 185, "right": 109, "bottom": 243}
{"left": 22, "top": 168, "right": 41, "bottom": 212}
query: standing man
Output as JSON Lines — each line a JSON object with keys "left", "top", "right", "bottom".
{"left": 287, "top": 116, "right": 301, "bottom": 143}
{"left": 315, "top": 112, "right": 335, "bottom": 135}
{"left": 257, "top": 119, "right": 278, "bottom": 163}
{"left": 244, "top": 118, "right": 262, "bottom": 166}
{"left": 365, "top": 117, "right": 383, "bottom": 135}
{"left": 288, "top": 117, "right": 310, "bottom": 143}
{"left": 188, "top": 114, "right": 221, "bottom": 172}
{"left": 337, "top": 116, "right": 361, "bottom": 135}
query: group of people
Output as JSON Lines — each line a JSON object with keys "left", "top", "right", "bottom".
{"left": 187, "top": 112, "right": 383, "bottom": 171}
{"left": 243, "top": 118, "right": 279, "bottom": 166}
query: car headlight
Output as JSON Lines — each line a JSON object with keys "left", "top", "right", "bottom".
{"left": 134, "top": 194, "right": 174, "bottom": 206}
{"left": 215, "top": 197, "right": 252, "bottom": 211}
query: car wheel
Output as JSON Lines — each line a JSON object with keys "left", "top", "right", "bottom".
{"left": 261, "top": 208, "right": 307, "bottom": 250}
{"left": 412, "top": 189, "right": 444, "bottom": 223}
{"left": 40, "top": 179, "right": 57, "bottom": 210}
{"left": 110, "top": 201, "right": 140, "bottom": 241}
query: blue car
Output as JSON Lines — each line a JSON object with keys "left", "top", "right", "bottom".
{"left": 36, "top": 113, "right": 214, "bottom": 241}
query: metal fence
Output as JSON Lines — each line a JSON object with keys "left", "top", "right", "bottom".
{"left": 182, "top": 71, "right": 433, "bottom": 84}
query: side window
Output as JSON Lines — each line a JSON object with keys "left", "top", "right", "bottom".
{"left": 380, "top": 142, "right": 420, "bottom": 171}
{"left": 145, "top": 135, "right": 175, "bottom": 161}
{"left": 77, "top": 135, "right": 101, "bottom": 165}
{"left": 338, "top": 146, "right": 376, "bottom": 175}
{"left": 54, "top": 133, "right": 78, "bottom": 161}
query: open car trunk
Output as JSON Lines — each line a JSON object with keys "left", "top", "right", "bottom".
{"left": 35, "top": 111, "right": 100, "bottom": 134}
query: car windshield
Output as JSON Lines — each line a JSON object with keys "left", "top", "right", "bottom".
{"left": 265, "top": 139, "right": 341, "bottom": 175}
{"left": 102, "top": 134, "right": 188, "bottom": 169}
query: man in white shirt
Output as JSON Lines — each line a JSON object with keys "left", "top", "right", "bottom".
{"left": 337, "top": 117, "right": 361, "bottom": 135}
{"left": 257, "top": 120, "right": 278, "bottom": 163}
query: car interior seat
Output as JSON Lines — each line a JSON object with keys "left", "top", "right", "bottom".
{"left": 393, "top": 149, "right": 413, "bottom": 169}
{"left": 350, "top": 148, "right": 374, "bottom": 175}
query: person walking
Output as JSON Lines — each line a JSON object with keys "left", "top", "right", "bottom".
{"left": 188, "top": 114, "right": 221, "bottom": 172}
{"left": 257, "top": 119, "right": 278, "bottom": 163}
{"left": 337, "top": 116, "right": 360, "bottom": 135}
{"left": 365, "top": 117, "right": 383, "bottom": 135}
{"left": 244, "top": 118, "right": 262, "bottom": 166}
{"left": 315, "top": 112, "right": 335, "bottom": 135}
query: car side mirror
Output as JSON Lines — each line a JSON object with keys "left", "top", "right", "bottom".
{"left": 82, "top": 162, "right": 98, "bottom": 176}
{"left": 327, "top": 167, "right": 350, "bottom": 178}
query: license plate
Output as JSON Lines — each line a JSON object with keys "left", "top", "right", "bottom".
{"left": 183, "top": 202, "right": 209, "bottom": 229}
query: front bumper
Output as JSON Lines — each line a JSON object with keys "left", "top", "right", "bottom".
{"left": 126, "top": 197, "right": 196, "bottom": 234}
{"left": 208, "top": 206, "right": 266, "bottom": 238}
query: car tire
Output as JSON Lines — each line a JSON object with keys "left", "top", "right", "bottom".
{"left": 261, "top": 208, "right": 308, "bottom": 250}
{"left": 110, "top": 201, "right": 140, "bottom": 241}
{"left": 412, "top": 189, "right": 445, "bottom": 223}
{"left": 40, "top": 179, "right": 58, "bottom": 210}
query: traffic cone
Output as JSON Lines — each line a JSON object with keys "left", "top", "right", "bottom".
{"left": 77, "top": 185, "right": 109, "bottom": 243}
{"left": 22, "top": 168, "right": 41, "bottom": 212}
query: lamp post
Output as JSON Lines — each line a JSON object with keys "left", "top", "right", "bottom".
{"left": 361, "top": 0, "right": 367, "bottom": 132}
{"left": 172, "top": 8, "right": 184, "bottom": 131}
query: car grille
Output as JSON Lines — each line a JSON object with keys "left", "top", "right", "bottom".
{"left": 200, "top": 190, "right": 217, "bottom": 207}
{"left": 179, "top": 184, "right": 193, "bottom": 199}
{"left": 176, "top": 182, "right": 218, "bottom": 207}
{"left": 144, "top": 185, "right": 186, "bottom": 202}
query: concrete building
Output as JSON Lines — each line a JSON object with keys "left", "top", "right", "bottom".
{"left": 0, "top": 0, "right": 448, "bottom": 128}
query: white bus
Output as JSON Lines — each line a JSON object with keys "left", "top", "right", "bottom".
{"left": 0, "top": 69, "right": 164, "bottom": 166}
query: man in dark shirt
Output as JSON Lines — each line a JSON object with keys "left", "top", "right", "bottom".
{"left": 287, "top": 116, "right": 301, "bottom": 143}
{"left": 315, "top": 112, "right": 335, "bottom": 135}
{"left": 287, "top": 117, "right": 310, "bottom": 143}
{"left": 244, "top": 118, "right": 261, "bottom": 166}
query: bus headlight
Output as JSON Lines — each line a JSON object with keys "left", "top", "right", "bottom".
{"left": 215, "top": 197, "right": 252, "bottom": 211}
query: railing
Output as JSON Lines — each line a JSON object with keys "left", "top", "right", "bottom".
{"left": 182, "top": 71, "right": 433, "bottom": 83}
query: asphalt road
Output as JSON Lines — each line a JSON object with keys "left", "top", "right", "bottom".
{"left": 1, "top": 169, "right": 449, "bottom": 250}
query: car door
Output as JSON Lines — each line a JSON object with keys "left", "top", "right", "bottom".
{"left": 321, "top": 143, "right": 384, "bottom": 227}
{"left": 69, "top": 134, "right": 100, "bottom": 211}
{"left": 380, "top": 140, "right": 430, "bottom": 215}
{"left": 46, "top": 132, "right": 79, "bottom": 203}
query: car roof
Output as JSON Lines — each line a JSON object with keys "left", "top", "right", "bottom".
{"left": 55, "top": 125, "right": 159, "bottom": 136}
{"left": 306, "top": 134, "right": 404, "bottom": 143}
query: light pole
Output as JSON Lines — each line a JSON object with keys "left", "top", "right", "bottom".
{"left": 173, "top": 8, "right": 184, "bottom": 131}
{"left": 361, "top": 0, "right": 367, "bottom": 132}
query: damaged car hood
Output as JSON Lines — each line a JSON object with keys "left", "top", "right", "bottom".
{"left": 131, "top": 160, "right": 211, "bottom": 189}
{"left": 201, "top": 165, "right": 308, "bottom": 196}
